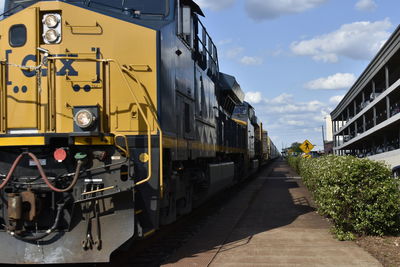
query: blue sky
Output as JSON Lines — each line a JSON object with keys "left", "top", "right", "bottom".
{"left": 195, "top": 0, "right": 400, "bottom": 151}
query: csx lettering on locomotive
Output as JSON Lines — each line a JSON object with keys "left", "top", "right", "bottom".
{"left": 9, "top": 52, "right": 79, "bottom": 77}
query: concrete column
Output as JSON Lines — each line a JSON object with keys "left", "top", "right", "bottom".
{"left": 363, "top": 115, "right": 366, "bottom": 132}
{"left": 373, "top": 106, "right": 377, "bottom": 126}
{"left": 385, "top": 65, "right": 390, "bottom": 89}
{"left": 354, "top": 101, "right": 357, "bottom": 116}
{"left": 372, "top": 80, "right": 376, "bottom": 96}
{"left": 355, "top": 121, "right": 358, "bottom": 135}
{"left": 386, "top": 96, "right": 391, "bottom": 119}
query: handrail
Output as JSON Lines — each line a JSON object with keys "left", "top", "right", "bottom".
{"left": 119, "top": 64, "right": 163, "bottom": 198}
{"left": 195, "top": 17, "right": 219, "bottom": 75}
{"left": 47, "top": 58, "right": 56, "bottom": 131}
{"left": 112, "top": 60, "right": 164, "bottom": 198}
{"left": 114, "top": 134, "right": 130, "bottom": 158}
{"left": 0, "top": 61, "right": 6, "bottom": 133}
{"left": 64, "top": 21, "right": 103, "bottom": 35}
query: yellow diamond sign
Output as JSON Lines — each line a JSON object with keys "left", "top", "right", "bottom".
{"left": 300, "top": 140, "right": 314, "bottom": 154}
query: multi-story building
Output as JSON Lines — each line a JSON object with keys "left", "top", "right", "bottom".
{"left": 331, "top": 26, "right": 400, "bottom": 174}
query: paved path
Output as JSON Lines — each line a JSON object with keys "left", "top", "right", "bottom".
{"left": 163, "top": 159, "right": 381, "bottom": 266}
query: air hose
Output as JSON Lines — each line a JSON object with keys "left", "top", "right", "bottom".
{"left": 0, "top": 152, "right": 83, "bottom": 192}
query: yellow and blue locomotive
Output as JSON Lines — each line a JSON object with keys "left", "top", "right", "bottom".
{"left": 0, "top": 0, "right": 278, "bottom": 263}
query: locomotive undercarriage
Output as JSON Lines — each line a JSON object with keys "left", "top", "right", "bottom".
{"left": 0, "top": 144, "right": 138, "bottom": 263}
{"left": 159, "top": 153, "right": 243, "bottom": 225}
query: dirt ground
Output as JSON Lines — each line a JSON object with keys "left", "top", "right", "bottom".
{"left": 356, "top": 236, "right": 400, "bottom": 267}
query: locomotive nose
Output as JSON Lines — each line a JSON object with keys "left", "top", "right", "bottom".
{"left": 1, "top": 6, "right": 105, "bottom": 135}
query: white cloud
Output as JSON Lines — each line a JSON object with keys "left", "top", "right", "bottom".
{"left": 260, "top": 93, "right": 324, "bottom": 114}
{"left": 305, "top": 73, "right": 357, "bottom": 90}
{"left": 240, "top": 56, "right": 263, "bottom": 65}
{"left": 306, "top": 100, "right": 325, "bottom": 112}
{"left": 226, "top": 47, "right": 244, "bottom": 59}
{"left": 355, "top": 0, "right": 377, "bottom": 11}
{"left": 245, "top": 0, "right": 328, "bottom": 21}
{"left": 263, "top": 100, "right": 325, "bottom": 114}
{"left": 245, "top": 91, "right": 263, "bottom": 104}
{"left": 285, "top": 120, "right": 306, "bottom": 126}
{"left": 217, "top": 39, "right": 233, "bottom": 46}
{"left": 291, "top": 19, "right": 392, "bottom": 62}
{"left": 270, "top": 93, "right": 293, "bottom": 104}
{"left": 241, "top": 92, "right": 336, "bottom": 151}
{"left": 222, "top": 46, "right": 263, "bottom": 66}
{"left": 196, "top": 0, "right": 236, "bottom": 11}
{"left": 329, "top": 95, "right": 345, "bottom": 105}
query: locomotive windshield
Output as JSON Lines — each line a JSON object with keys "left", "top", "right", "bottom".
{"left": 1, "top": 0, "right": 169, "bottom": 19}
{"left": 233, "top": 106, "right": 248, "bottom": 116}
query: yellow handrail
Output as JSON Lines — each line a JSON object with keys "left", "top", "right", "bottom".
{"left": 111, "top": 60, "right": 164, "bottom": 198}
{"left": 0, "top": 61, "right": 6, "bottom": 133}
{"left": 114, "top": 134, "right": 130, "bottom": 158}
{"left": 119, "top": 64, "right": 164, "bottom": 198}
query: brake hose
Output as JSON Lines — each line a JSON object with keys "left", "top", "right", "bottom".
{"left": 0, "top": 153, "right": 24, "bottom": 190}
{"left": 0, "top": 152, "right": 83, "bottom": 192}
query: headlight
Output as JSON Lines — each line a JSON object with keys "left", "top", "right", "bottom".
{"left": 43, "top": 14, "right": 59, "bottom": 28}
{"left": 74, "top": 109, "right": 96, "bottom": 129}
{"left": 43, "top": 29, "right": 60, "bottom": 43}
{"left": 42, "top": 13, "right": 62, "bottom": 44}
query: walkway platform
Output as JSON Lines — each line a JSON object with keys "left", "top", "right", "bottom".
{"left": 163, "top": 159, "right": 381, "bottom": 266}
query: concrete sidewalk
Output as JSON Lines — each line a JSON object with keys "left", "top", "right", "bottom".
{"left": 163, "top": 160, "right": 381, "bottom": 267}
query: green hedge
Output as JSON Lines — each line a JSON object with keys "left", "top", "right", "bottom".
{"left": 288, "top": 155, "right": 400, "bottom": 240}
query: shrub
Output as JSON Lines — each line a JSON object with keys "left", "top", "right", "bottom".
{"left": 289, "top": 155, "right": 400, "bottom": 240}
{"left": 287, "top": 156, "right": 301, "bottom": 174}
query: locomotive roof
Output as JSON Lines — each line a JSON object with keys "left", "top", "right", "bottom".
{"left": 219, "top": 72, "right": 245, "bottom": 104}
{"left": 183, "top": 0, "right": 205, "bottom": 16}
